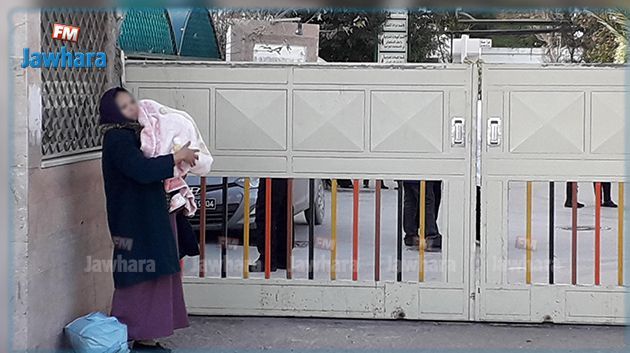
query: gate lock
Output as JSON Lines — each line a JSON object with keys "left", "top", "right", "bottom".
{"left": 487, "top": 117, "right": 502, "bottom": 146}
{"left": 451, "top": 117, "right": 465, "bottom": 146}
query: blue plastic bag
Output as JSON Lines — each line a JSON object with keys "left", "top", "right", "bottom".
{"left": 65, "top": 312, "right": 129, "bottom": 353}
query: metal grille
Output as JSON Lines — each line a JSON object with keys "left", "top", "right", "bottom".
{"left": 40, "top": 10, "right": 122, "bottom": 159}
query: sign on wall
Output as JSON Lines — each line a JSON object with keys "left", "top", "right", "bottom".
{"left": 377, "top": 10, "right": 408, "bottom": 63}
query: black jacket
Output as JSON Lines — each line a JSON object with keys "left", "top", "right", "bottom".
{"left": 101, "top": 127, "right": 181, "bottom": 288}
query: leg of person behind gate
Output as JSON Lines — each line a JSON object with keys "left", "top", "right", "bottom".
{"left": 251, "top": 178, "right": 288, "bottom": 272}
{"left": 565, "top": 182, "right": 617, "bottom": 208}
{"left": 402, "top": 180, "right": 442, "bottom": 252}
{"left": 403, "top": 181, "right": 420, "bottom": 246}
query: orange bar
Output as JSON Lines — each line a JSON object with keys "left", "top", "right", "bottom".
{"left": 619, "top": 182, "right": 624, "bottom": 286}
{"left": 595, "top": 182, "right": 601, "bottom": 285}
{"left": 286, "top": 179, "right": 293, "bottom": 280}
{"left": 199, "top": 177, "right": 207, "bottom": 278}
{"left": 374, "top": 180, "right": 382, "bottom": 282}
{"left": 265, "top": 178, "right": 272, "bottom": 279}
{"left": 352, "top": 179, "right": 359, "bottom": 281}
{"left": 419, "top": 180, "right": 426, "bottom": 282}
{"left": 242, "top": 178, "right": 250, "bottom": 279}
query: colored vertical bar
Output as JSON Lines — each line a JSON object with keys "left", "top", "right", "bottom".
{"left": 595, "top": 182, "right": 601, "bottom": 285}
{"left": 374, "top": 180, "right": 382, "bottom": 282}
{"left": 352, "top": 179, "right": 360, "bottom": 281}
{"left": 419, "top": 180, "right": 426, "bottom": 282}
{"left": 221, "top": 177, "right": 229, "bottom": 278}
{"left": 265, "top": 178, "right": 272, "bottom": 279}
{"left": 286, "top": 179, "right": 293, "bottom": 280}
{"left": 526, "top": 181, "right": 532, "bottom": 285}
{"left": 571, "top": 182, "right": 578, "bottom": 285}
{"left": 308, "top": 179, "right": 315, "bottom": 280}
{"left": 548, "top": 182, "right": 555, "bottom": 285}
{"left": 331, "top": 179, "right": 338, "bottom": 281}
{"left": 396, "top": 182, "right": 403, "bottom": 282}
{"left": 199, "top": 177, "right": 207, "bottom": 278}
{"left": 618, "top": 182, "right": 624, "bottom": 286}
{"left": 242, "top": 178, "right": 250, "bottom": 279}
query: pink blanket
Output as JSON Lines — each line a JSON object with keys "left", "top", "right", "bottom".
{"left": 138, "top": 99, "right": 213, "bottom": 216}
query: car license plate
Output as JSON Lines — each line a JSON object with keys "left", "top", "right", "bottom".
{"left": 196, "top": 198, "right": 216, "bottom": 210}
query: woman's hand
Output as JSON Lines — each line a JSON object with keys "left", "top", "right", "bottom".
{"left": 174, "top": 141, "right": 199, "bottom": 167}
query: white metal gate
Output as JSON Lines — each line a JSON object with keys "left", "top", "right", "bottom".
{"left": 479, "top": 64, "right": 628, "bottom": 324}
{"left": 124, "top": 61, "right": 627, "bottom": 324}
{"left": 125, "top": 61, "right": 476, "bottom": 321}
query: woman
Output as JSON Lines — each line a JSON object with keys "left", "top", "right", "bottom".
{"left": 99, "top": 87, "right": 199, "bottom": 352}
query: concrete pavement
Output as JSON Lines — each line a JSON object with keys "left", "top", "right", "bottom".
{"left": 163, "top": 316, "right": 627, "bottom": 351}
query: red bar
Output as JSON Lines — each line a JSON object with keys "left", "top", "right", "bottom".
{"left": 352, "top": 179, "right": 359, "bottom": 281}
{"left": 286, "top": 179, "right": 293, "bottom": 280}
{"left": 199, "top": 177, "right": 207, "bottom": 278}
{"left": 571, "top": 182, "right": 578, "bottom": 285}
{"left": 595, "top": 182, "right": 601, "bottom": 285}
{"left": 374, "top": 180, "right": 381, "bottom": 282}
{"left": 265, "top": 178, "right": 272, "bottom": 279}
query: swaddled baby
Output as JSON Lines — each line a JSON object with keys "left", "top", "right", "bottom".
{"left": 138, "top": 99, "right": 213, "bottom": 216}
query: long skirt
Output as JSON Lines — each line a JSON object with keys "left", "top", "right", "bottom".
{"left": 110, "top": 214, "right": 189, "bottom": 340}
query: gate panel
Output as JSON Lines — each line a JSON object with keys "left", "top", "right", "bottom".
{"left": 480, "top": 64, "right": 628, "bottom": 324}
{"left": 125, "top": 62, "right": 476, "bottom": 321}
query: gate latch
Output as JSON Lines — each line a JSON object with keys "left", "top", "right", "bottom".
{"left": 487, "top": 117, "right": 502, "bottom": 146}
{"left": 451, "top": 117, "right": 465, "bottom": 146}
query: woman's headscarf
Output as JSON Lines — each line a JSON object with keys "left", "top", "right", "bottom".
{"left": 99, "top": 87, "right": 131, "bottom": 125}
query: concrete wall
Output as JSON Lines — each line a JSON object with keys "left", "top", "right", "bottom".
{"left": 26, "top": 162, "right": 113, "bottom": 349}
{"left": 0, "top": 48, "right": 8, "bottom": 353}
{"left": 10, "top": 11, "right": 116, "bottom": 351}
{"left": 11, "top": 10, "right": 32, "bottom": 351}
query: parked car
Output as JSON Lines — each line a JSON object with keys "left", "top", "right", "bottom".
{"left": 186, "top": 176, "right": 325, "bottom": 233}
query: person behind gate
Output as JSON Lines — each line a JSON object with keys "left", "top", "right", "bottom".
{"left": 250, "top": 178, "right": 290, "bottom": 272}
{"left": 402, "top": 181, "right": 443, "bottom": 252}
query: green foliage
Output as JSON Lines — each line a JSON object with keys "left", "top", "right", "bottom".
{"left": 407, "top": 10, "right": 459, "bottom": 63}
{"left": 583, "top": 10, "right": 628, "bottom": 63}
{"left": 211, "top": 9, "right": 627, "bottom": 64}
{"left": 297, "top": 9, "right": 388, "bottom": 62}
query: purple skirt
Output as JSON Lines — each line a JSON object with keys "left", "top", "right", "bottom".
{"left": 111, "top": 214, "right": 189, "bottom": 340}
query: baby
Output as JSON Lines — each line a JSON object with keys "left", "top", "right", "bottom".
{"left": 137, "top": 99, "right": 213, "bottom": 216}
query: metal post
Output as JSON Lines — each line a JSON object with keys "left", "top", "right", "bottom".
{"left": 352, "top": 179, "right": 359, "bottom": 281}
{"left": 375, "top": 180, "right": 382, "bottom": 282}
{"left": 571, "top": 182, "right": 578, "bottom": 285}
{"left": 265, "top": 178, "right": 272, "bottom": 279}
{"left": 308, "top": 179, "right": 315, "bottom": 280}
{"left": 595, "top": 182, "right": 601, "bottom": 285}
{"left": 199, "top": 177, "right": 207, "bottom": 278}
{"left": 221, "top": 177, "right": 228, "bottom": 278}
{"left": 548, "top": 182, "right": 555, "bottom": 284}
{"left": 243, "top": 178, "right": 250, "bottom": 279}
{"left": 286, "top": 178, "right": 293, "bottom": 280}
{"left": 397, "top": 182, "right": 403, "bottom": 282}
